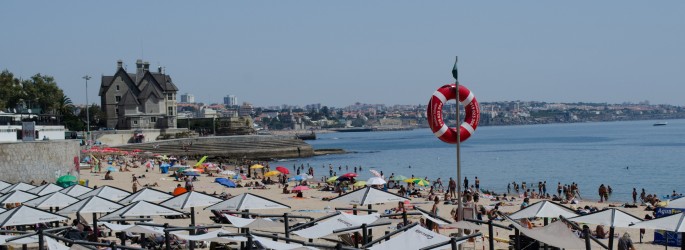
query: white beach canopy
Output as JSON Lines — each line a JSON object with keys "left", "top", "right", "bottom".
{"left": 667, "top": 197, "right": 685, "bottom": 209}
{"left": 0, "top": 190, "right": 37, "bottom": 204}
{"left": 0, "top": 206, "right": 69, "bottom": 227}
{"left": 0, "top": 181, "right": 11, "bottom": 192}
{"left": 629, "top": 212, "right": 685, "bottom": 232}
{"left": 223, "top": 215, "right": 283, "bottom": 229}
{"left": 57, "top": 196, "right": 123, "bottom": 215}
{"left": 24, "top": 191, "right": 79, "bottom": 209}
{"left": 171, "top": 229, "right": 247, "bottom": 243}
{"left": 508, "top": 219, "right": 602, "bottom": 250}
{"left": 293, "top": 213, "right": 381, "bottom": 239}
{"left": 0, "top": 234, "right": 39, "bottom": 245}
{"left": 59, "top": 185, "right": 92, "bottom": 197}
{"left": 416, "top": 209, "right": 452, "bottom": 226}
{"left": 119, "top": 188, "right": 172, "bottom": 204}
{"left": 100, "top": 200, "right": 184, "bottom": 220}
{"left": 252, "top": 235, "right": 316, "bottom": 250}
{"left": 161, "top": 191, "right": 223, "bottom": 210}
{"left": 205, "top": 193, "right": 289, "bottom": 211}
{"left": 0, "top": 182, "right": 36, "bottom": 194}
{"left": 366, "top": 177, "right": 387, "bottom": 186}
{"left": 27, "top": 183, "right": 63, "bottom": 196}
{"left": 100, "top": 222, "right": 166, "bottom": 235}
{"left": 568, "top": 208, "right": 642, "bottom": 228}
{"left": 328, "top": 187, "right": 407, "bottom": 206}
{"left": 367, "top": 224, "right": 455, "bottom": 250}
{"left": 509, "top": 200, "right": 577, "bottom": 219}
{"left": 45, "top": 236, "right": 70, "bottom": 250}
{"left": 78, "top": 185, "right": 131, "bottom": 201}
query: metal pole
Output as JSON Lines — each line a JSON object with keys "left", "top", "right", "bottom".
{"left": 515, "top": 228, "right": 521, "bottom": 250}
{"left": 488, "top": 220, "right": 494, "bottom": 250}
{"left": 368, "top": 204, "right": 373, "bottom": 242}
{"left": 246, "top": 230, "right": 252, "bottom": 250}
{"left": 38, "top": 228, "right": 44, "bottom": 250}
{"left": 453, "top": 57, "right": 464, "bottom": 241}
{"left": 681, "top": 232, "right": 684, "bottom": 250}
{"left": 164, "top": 223, "right": 171, "bottom": 250}
{"left": 402, "top": 210, "right": 408, "bottom": 226}
{"left": 83, "top": 75, "right": 91, "bottom": 144}
{"left": 189, "top": 207, "right": 196, "bottom": 250}
{"left": 92, "top": 212, "right": 98, "bottom": 242}
{"left": 284, "top": 213, "right": 290, "bottom": 243}
{"left": 451, "top": 238, "right": 458, "bottom": 250}
{"left": 583, "top": 226, "right": 591, "bottom": 250}
{"left": 608, "top": 226, "right": 614, "bottom": 250}
{"left": 361, "top": 224, "right": 368, "bottom": 246}
{"left": 544, "top": 218, "right": 549, "bottom": 250}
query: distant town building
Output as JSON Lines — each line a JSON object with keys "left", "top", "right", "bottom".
{"left": 224, "top": 95, "right": 237, "bottom": 106}
{"left": 239, "top": 102, "right": 254, "bottom": 117}
{"left": 180, "top": 93, "right": 195, "bottom": 103}
{"left": 99, "top": 59, "right": 179, "bottom": 129}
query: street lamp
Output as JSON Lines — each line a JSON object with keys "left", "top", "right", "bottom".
{"left": 83, "top": 75, "right": 91, "bottom": 145}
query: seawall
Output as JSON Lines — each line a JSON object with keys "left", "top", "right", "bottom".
{"left": 0, "top": 140, "right": 81, "bottom": 183}
{"left": 112, "top": 135, "right": 314, "bottom": 160}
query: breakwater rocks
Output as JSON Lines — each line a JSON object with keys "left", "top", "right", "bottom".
{"left": 113, "top": 135, "right": 315, "bottom": 160}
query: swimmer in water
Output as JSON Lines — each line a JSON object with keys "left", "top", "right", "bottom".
{"left": 408, "top": 165, "right": 411, "bottom": 168}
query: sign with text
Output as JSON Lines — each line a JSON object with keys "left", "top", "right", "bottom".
{"left": 22, "top": 122, "right": 35, "bottom": 141}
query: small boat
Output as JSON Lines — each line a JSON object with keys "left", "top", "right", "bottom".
{"left": 653, "top": 122, "right": 668, "bottom": 126}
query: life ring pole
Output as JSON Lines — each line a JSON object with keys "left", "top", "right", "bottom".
{"left": 452, "top": 56, "right": 465, "bottom": 241}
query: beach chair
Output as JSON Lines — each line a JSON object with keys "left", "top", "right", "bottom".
{"left": 338, "top": 233, "right": 357, "bottom": 246}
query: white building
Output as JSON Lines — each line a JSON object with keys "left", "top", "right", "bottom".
{"left": 180, "top": 93, "right": 195, "bottom": 103}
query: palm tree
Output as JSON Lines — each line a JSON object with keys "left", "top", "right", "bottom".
{"left": 56, "top": 94, "right": 74, "bottom": 116}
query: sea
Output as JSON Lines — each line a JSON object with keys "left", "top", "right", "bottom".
{"left": 271, "top": 119, "right": 685, "bottom": 203}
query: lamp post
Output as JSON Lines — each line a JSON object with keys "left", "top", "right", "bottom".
{"left": 83, "top": 75, "right": 91, "bottom": 145}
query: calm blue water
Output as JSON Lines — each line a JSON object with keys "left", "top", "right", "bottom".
{"left": 271, "top": 119, "right": 685, "bottom": 202}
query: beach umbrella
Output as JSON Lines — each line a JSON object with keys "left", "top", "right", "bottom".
{"left": 369, "top": 169, "right": 382, "bottom": 177}
{"left": 171, "top": 228, "right": 247, "bottom": 243}
{"left": 0, "top": 182, "right": 36, "bottom": 194}
{"left": 0, "top": 181, "right": 11, "bottom": 192}
{"left": 173, "top": 187, "right": 188, "bottom": 196}
{"left": 292, "top": 186, "right": 310, "bottom": 191}
{"left": 264, "top": 171, "right": 281, "bottom": 177}
{"left": 220, "top": 170, "right": 236, "bottom": 176}
{"left": 27, "top": 183, "right": 63, "bottom": 196}
{"left": 403, "top": 178, "right": 419, "bottom": 183}
{"left": 223, "top": 215, "right": 283, "bottom": 229}
{"left": 0, "top": 190, "right": 37, "bottom": 204}
{"left": 55, "top": 175, "right": 78, "bottom": 188}
{"left": 367, "top": 224, "right": 456, "bottom": 250}
{"left": 252, "top": 235, "right": 311, "bottom": 250}
{"left": 329, "top": 187, "right": 408, "bottom": 206}
{"left": 100, "top": 222, "right": 166, "bottom": 235}
{"left": 0, "top": 206, "right": 68, "bottom": 227}
{"left": 184, "top": 171, "right": 200, "bottom": 177}
{"left": 106, "top": 166, "right": 117, "bottom": 172}
{"left": 57, "top": 196, "right": 123, "bottom": 242}
{"left": 215, "top": 178, "right": 236, "bottom": 188}
{"left": 391, "top": 175, "right": 407, "bottom": 181}
{"left": 78, "top": 185, "right": 131, "bottom": 201}
{"left": 119, "top": 188, "right": 172, "bottom": 204}
{"left": 336, "top": 176, "right": 354, "bottom": 182}
{"left": 293, "top": 213, "right": 382, "bottom": 239}
{"left": 99, "top": 200, "right": 185, "bottom": 220}
{"left": 326, "top": 176, "right": 339, "bottom": 183}
{"left": 205, "top": 193, "right": 290, "bottom": 211}
{"left": 629, "top": 212, "right": 685, "bottom": 232}
{"left": 667, "top": 196, "right": 685, "bottom": 209}
{"left": 0, "top": 234, "right": 39, "bottom": 245}
{"left": 569, "top": 208, "right": 643, "bottom": 250}
{"left": 161, "top": 191, "right": 223, "bottom": 249}
{"left": 250, "top": 164, "right": 264, "bottom": 169}
{"left": 367, "top": 177, "right": 387, "bottom": 186}
{"left": 509, "top": 200, "right": 577, "bottom": 219}
{"left": 276, "top": 166, "right": 290, "bottom": 174}
{"left": 354, "top": 181, "right": 367, "bottom": 187}
{"left": 184, "top": 168, "right": 203, "bottom": 172}
{"left": 59, "top": 184, "right": 92, "bottom": 197}
{"left": 23, "top": 192, "right": 79, "bottom": 209}
{"left": 413, "top": 179, "right": 430, "bottom": 187}
{"left": 342, "top": 172, "right": 358, "bottom": 178}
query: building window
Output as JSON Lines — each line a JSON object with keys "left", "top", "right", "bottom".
{"left": 115, "top": 108, "right": 119, "bottom": 115}
{"left": 168, "top": 107, "right": 174, "bottom": 116}
{"left": 133, "top": 120, "right": 138, "bottom": 125}
{"left": 167, "top": 93, "right": 173, "bottom": 101}
{"left": 116, "top": 85, "right": 120, "bottom": 91}
{"left": 115, "top": 96, "right": 121, "bottom": 103}
{"left": 151, "top": 117, "right": 157, "bottom": 123}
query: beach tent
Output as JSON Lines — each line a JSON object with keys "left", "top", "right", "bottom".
{"left": 171, "top": 229, "right": 247, "bottom": 243}
{"left": 508, "top": 200, "right": 577, "bottom": 219}
{"left": 667, "top": 197, "right": 685, "bottom": 209}
{"left": 58, "top": 196, "right": 123, "bottom": 215}
{"left": 205, "top": 193, "right": 290, "bottom": 211}
{"left": 367, "top": 177, "right": 387, "bottom": 186}
{"left": 215, "top": 178, "right": 236, "bottom": 188}
{"left": 27, "top": 183, "right": 63, "bottom": 196}
{"left": 367, "top": 224, "right": 456, "bottom": 250}
{"left": 568, "top": 208, "right": 642, "bottom": 227}
{"left": 78, "top": 185, "right": 131, "bottom": 201}
{"left": 45, "top": 236, "right": 70, "bottom": 250}
{"left": 0, "top": 234, "right": 39, "bottom": 245}
{"left": 0, "top": 182, "right": 36, "bottom": 194}
{"left": 0, "top": 205, "right": 69, "bottom": 227}
{"left": 100, "top": 200, "right": 184, "bottom": 220}
{"left": 328, "top": 187, "right": 408, "bottom": 206}
{"left": 508, "top": 218, "right": 601, "bottom": 250}
{"left": 161, "top": 191, "right": 223, "bottom": 210}
{"left": 59, "top": 184, "right": 92, "bottom": 197}
{"left": 119, "top": 188, "right": 172, "bottom": 204}
{"left": 23, "top": 191, "right": 79, "bottom": 209}
{"left": 0, "top": 190, "right": 37, "bottom": 204}
{"left": 629, "top": 212, "right": 685, "bottom": 232}
{"left": 293, "top": 213, "right": 381, "bottom": 239}
{"left": 252, "top": 235, "right": 315, "bottom": 250}
{"left": 223, "top": 215, "right": 283, "bottom": 229}
{"left": 100, "top": 222, "right": 166, "bottom": 235}
{"left": 0, "top": 181, "right": 11, "bottom": 192}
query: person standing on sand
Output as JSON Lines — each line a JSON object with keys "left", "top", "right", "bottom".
{"left": 617, "top": 232, "right": 636, "bottom": 250}
{"left": 632, "top": 188, "right": 638, "bottom": 204}
{"left": 640, "top": 188, "right": 646, "bottom": 203}
{"left": 448, "top": 178, "right": 456, "bottom": 199}
{"left": 131, "top": 174, "right": 141, "bottom": 192}
{"left": 598, "top": 184, "right": 607, "bottom": 202}
{"left": 558, "top": 182, "right": 562, "bottom": 197}
{"left": 542, "top": 181, "right": 547, "bottom": 195}
{"left": 464, "top": 177, "right": 469, "bottom": 190}
{"left": 474, "top": 177, "right": 480, "bottom": 191}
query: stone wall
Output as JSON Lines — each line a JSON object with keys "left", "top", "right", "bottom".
{"left": 0, "top": 140, "right": 80, "bottom": 183}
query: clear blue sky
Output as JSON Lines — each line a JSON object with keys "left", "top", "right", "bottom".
{"left": 2, "top": 1, "right": 683, "bottom": 107}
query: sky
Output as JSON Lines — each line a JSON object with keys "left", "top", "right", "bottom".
{"left": 1, "top": 1, "right": 684, "bottom": 107}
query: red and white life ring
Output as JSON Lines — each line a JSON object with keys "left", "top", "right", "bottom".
{"left": 427, "top": 84, "right": 480, "bottom": 143}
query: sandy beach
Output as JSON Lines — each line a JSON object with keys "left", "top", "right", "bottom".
{"left": 75, "top": 158, "right": 672, "bottom": 250}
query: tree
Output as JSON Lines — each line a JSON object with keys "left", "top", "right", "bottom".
{"left": 21, "top": 74, "right": 64, "bottom": 114}
{"left": 0, "top": 70, "right": 23, "bottom": 111}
